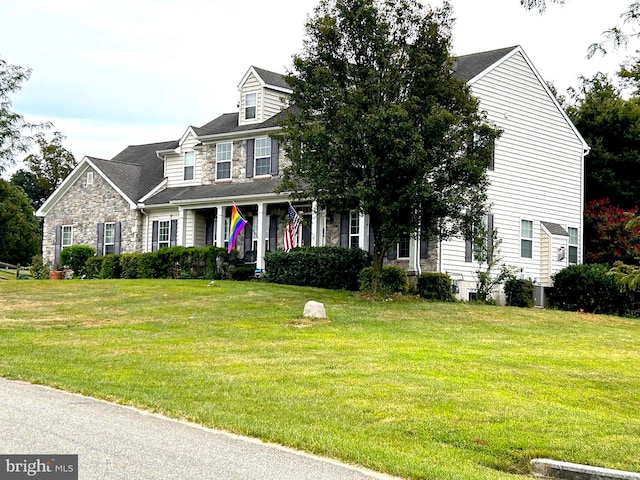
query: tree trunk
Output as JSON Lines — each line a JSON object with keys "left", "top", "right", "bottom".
{"left": 371, "top": 243, "right": 385, "bottom": 294}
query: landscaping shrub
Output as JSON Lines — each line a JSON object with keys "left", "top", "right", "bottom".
{"left": 84, "top": 257, "right": 104, "bottom": 279}
{"left": 100, "top": 254, "right": 122, "bottom": 279}
{"left": 549, "top": 264, "right": 629, "bottom": 315}
{"left": 264, "top": 247, "right": 371, "bottom": 291}
{"left": 359, "top": 266, "right": 408, "bottom": 294}
{"left": 228, "top": 264, "right": 256, "bottom": 281}
{"left": 119, "top": 253, "right": 142, "bottom": 279}
{"left": 29, "top": 256, "right": 50, "bottom": 280}
{"left": 60, "top": 245, "right": 95, "bottom": 277}
{"left": 417, "top": 272, "right": 454, "bottom": 302}
{"left": 504, "top": 277, "right": 535, "bottom": 308}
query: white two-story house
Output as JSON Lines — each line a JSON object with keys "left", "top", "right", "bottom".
{"left": 36, "top": 46, "right": 588, "bottom": 304}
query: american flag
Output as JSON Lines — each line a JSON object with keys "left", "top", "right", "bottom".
{"left": 283, "top": 204, "right": 302, "bottom": 252}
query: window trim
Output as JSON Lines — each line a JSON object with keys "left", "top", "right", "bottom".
{"left": 104, "top": 222, "right": 116, "bottom": 255}
{"left": 245, "top": 92, "right": 257, "bottom": 120}
{"left": 520, "top": 219, "right": 533, "bottom": 259}
{"left": 86, "top": 171, "right": 94, "bottom": 185}
{"left": 216, "top": 142, "right": 233, "bottom": 181}
{"left": 62, "top": 225, "right": 73, "bottom": 248}
{"left": 568, "top": 226, "right": 579, "bottom": 264}
{"left": 349, "top": 210, "right": 360, "bottom": 249}
{"left": 254, "top": 137, "right": 271, "bottom": 177}
{"left": 183, "top": 151, "right": 195, "bottom": 181}
{"left": 158, "top": 220, "right": 171, "bottom": 249}
{"left": 397, "top": 234, "right": 410, "bottom": 259}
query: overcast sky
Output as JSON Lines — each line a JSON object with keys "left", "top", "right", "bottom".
{"left": 1, "top": 0, "right": 635, "bottom": 176}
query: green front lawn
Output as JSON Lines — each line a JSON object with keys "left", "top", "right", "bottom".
{"left": 0, "top": 279, "right": 638, "bottom": 479}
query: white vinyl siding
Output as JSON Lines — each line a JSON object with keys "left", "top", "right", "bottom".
{"left": 263, "top": 88, "right": 287, "bottom": 120}
{"left": 439, "top": 50, "right": 585, "bottom": 286}
{"left": 165, "top": 133, "right": 199, "bottom": 185}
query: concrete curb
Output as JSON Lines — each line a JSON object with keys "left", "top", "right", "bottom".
{"left": 531, "top": 459, "right": 640, "bottom": 480}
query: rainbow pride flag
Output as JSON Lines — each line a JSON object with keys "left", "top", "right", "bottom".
{"left": 228, "top": 205, "right": 248, "bottom": 253}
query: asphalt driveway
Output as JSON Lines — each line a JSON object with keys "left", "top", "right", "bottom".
{"left": 0, "top": 378, "right": 400, "bottom": 480}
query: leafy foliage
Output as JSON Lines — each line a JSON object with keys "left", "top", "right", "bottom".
{"left": 60, "top": 245, "right": 95, "bottom": 277}
{"left": 359, "top": 266, "right": 408, "bottom": 295}
{"left": 0, "top": 179, "right": 40, "bottom": 265}
{"left": 416, "top": 272, "right": 454, "bottom": 301}
{"left": 29, "top": 256, "right": 50, "bottom": 280}
{"left": 583, "top": 199, "right": 640, "bottom": 265}
{"left": 566, "top": 74, "right": 640, "bottom": 209}
{"left": 264, "top": 247, "right": 371, "bottom": 291}
{"left": 21, "top": 131, "right": 76, "bottom": 209}
{"left": 0, "top": 56, "right": 49, "bottom": 172}
{"left": 277, "top": 0, "right": 499, "bottom": 291}
{"left": 549, "top": 264, "right": 633, "bottom": 316}
{"left": 504, "top": 277, "right": 535, "bottom": 308}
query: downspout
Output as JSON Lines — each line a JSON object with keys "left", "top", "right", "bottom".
{"left": 415, "top": 225, "right": 422, "bottom": 276}
{"left": 140, "top": 207, "right": 149, "bottom": 252}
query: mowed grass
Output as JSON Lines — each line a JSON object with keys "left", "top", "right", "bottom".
{"left": 0, "top": 280, "right": 639, "bottom": 479}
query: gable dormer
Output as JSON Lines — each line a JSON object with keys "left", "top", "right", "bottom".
{"left": 237, "top": 66, "right": 292, "bottom": 126}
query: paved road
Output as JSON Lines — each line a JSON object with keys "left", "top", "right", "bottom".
{"left": 0, "top": 379, "right": 400, "bottom": 480}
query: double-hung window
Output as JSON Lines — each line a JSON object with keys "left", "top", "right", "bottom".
{"left": 245, "top": 93, "right": 257, "bottom": 120}
{"left": 62, "top": 225, "right": 73, "bottom": 248}
{"left": 398, "top": 235, "right": 410, "bottom": 259}
{"left": 520, "top": 220, "right": 533, "bottom": 258}
{"left": 158, "top": 220, "right": 170, "bottom": 249}
{"left": 568, "top": 227, "right": 579, "bottom": 264}
{"left": 104, "top": 222, "right": 116, "bottom": 255}
{"left": 349, "top": 210, "right": 360, "bottom": 249}
{"left": 216, "top": 142, "right": 232, "bottom": 180}
{"left": 254, "top": 138, "right": 271, "bottom": 176}
{"left": 183, "top": 151, "right": 195, "bottom": 181}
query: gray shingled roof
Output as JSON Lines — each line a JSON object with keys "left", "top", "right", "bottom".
{"left": 144, "top": 178, "right": 283, "bottom": 206}
{"left": 90, "top": 48, "right": 516, "bottom": 206}
{"left": 541, "top": 221, "right": 569, "bottom": 236}
{"left": 92, "top": 140, "right": 178, "bottom": 203}
{"left": 252, "top": 66, "right": 291, "bottom": 91}
{"left": 453, "top": 46, "right": 518, "bottom": 82}
{"left": 193, "top": 108, "right": 289, "bottom": 137}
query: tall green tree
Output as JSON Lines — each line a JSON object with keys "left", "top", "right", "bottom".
{"left": 278, "top": 0, "right": 499, "bottom": 290}
{"left": 0, "top": 56, "right": 48, "bottom": 173}
{"left": 23, "top": 131, "right": 76, "bottom": 207}
{"left": 566, "top": 73, "right": 640, "bottom": 209}
{"left": 0, "top": 179, "right": 40, "bottom": 265}
{"left": 10, "top": 169, "right": 47, "bottom": 210}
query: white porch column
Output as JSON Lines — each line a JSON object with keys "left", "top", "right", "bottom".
{"left": 358, "top": 212, "right": 367, "bottom": 250}
{"left": 311, "top": 201, "right": 319, "bottom": 247}
{"left": 409, "top": 237, "right": 418, "bottom": 274}
{"left": 256, "top": 202, "right": 267, "bottom": 271}
{"left": 215, "top": 206, "right": 225, "bottom": 248}
{"left": 178, "top": 207, "right": 186, "bottom": 246}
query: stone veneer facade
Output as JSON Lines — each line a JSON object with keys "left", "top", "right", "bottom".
{"left": 42, "top": 167, "right": 142, "bottom": 264}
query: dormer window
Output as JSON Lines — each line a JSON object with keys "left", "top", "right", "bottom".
{"left": 245, "top": 93, "right": 257, "bottom": 120}
{"left": 183, "top": 151, "right": 195, "bottom": 181}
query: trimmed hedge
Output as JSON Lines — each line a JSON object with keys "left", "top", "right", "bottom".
{"left": 359, "top": 266, "right": 408, "bottom": 294}
{"left": 549, "top": 264, "right": 630, "bottom": 316}
{"left": 417, "top": 273, "right": 454, "bottom": 302}
{"left": 264, "top": 247, "right": 372, "bottom": 291}
{"left": 81, "top": 246, "right": 230, "bottom": 280}
{"left": 504, "top": 277, "right": 534, "bottom": 308}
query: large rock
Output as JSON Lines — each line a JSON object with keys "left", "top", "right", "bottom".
{"left": 303, "top": 301, "right": 326, "bottom": 319}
